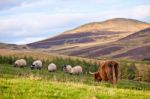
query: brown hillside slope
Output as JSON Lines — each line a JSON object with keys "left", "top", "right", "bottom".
{"left": 64, "top": 18, "right": 150, "bottom": 34}
{"left": 112, "top": 28, "right": 150, "bottom": 60}
{"left": 66, "top": 28, "right": 150, "bottom": 60}
{"left": 27, "top": 18, "right": 150, "bottom": 49}
{"left": 27, "top": 18, "right": 150, "bottom": 60}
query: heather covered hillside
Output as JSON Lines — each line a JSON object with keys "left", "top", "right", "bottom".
{"left": 28, "top": 18, "right": 150, "bottom": 49}
{"left": 66, "top": 27, "right": 150, "bottom": 60}
{"left": 27, "top": 18, "right": 150, "bottom": 60}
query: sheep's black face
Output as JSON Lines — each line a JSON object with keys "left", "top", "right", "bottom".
{"left": 63, "top": 67, "right": 66, "bottom": 72}
{"left": 14, "top": 63, "right": 17, "bottom": 67}
{"left": 31, "top": 64, "right": 35, "bottom": 70}
{"left": 62, "top": 64, "right": 67, "bottom": 71}
{"left": 63, "top": 64, "right": 67, "bottom": 68}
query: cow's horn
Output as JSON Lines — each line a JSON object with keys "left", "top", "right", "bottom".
{"left": 89, "top": 71, "right": 96, "bottom": 75}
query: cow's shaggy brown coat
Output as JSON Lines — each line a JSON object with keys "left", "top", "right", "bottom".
{"left": 91, "top": 60, "right": 119, "bottom": 84}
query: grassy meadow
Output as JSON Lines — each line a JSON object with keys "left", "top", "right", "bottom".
{"left": 0, "top": 50, "right": 150, "bottom": 99}
{"left": 0, "top": 64, "right": 150, "bottom": 99}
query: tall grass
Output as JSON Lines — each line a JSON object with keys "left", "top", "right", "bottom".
{"left": 0, "top": 55, "right": 150, "bottom": 82}
{"left": 0, "top": 55, "right": 98, "bottom": 73}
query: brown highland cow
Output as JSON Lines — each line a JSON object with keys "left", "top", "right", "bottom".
{"left": 90, "top": 60, "right": 119, "bottom": 84}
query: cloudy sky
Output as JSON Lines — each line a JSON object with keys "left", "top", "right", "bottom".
{"left": 0, "top": 0, "right": 150, "bottom": 44}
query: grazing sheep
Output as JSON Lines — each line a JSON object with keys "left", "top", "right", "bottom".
{"left": 14, "top": 59, "right": 27, "bottom": 67}
{"left": 48, "top": 63, "right": 57, "bottom": 72}
{"left": 63, "top": 65, "right": 72, "bottom": 73}
{"left": 70, "top": 66, "right": 83, "bottom": 75}
{"left": 31, "top": 60, "right": 42, "bottom": 69}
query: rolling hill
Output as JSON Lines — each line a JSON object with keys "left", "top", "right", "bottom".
{"left": 0, "top": 43, "right": 28, "bottom": 50}
{"left": 27, "top": 18, "right": 150, "bottom": 60}
{"left": 65, "top": 27, "right": 150, "bottom": 60}
{"left": 27, "top": 18, "right": 150, "bottom": 48}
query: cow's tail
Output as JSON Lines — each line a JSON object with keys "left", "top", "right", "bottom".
{"left": 112, "top": 65, "right": 116, "bottom": 84}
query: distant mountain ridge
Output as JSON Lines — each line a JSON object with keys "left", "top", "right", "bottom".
{"left": 0, "top": 43, "right": 28, "bottom": 50}
{"left": 63, "top": 18, "right": 150, "bottom": 34}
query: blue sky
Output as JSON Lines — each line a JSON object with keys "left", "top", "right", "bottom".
{"left": 0, "top": 0, "right": 150, "bottom": 44}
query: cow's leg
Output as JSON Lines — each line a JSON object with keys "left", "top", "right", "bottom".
{"left": 106, "top": 67, "right": 113, "bottom": 84}
{"left": 115, "top": 65, "right": 119, "bottom": 82}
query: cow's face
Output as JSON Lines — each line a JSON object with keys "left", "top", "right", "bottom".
{"left": 94, "top": 72, "right": 102, "bottom": 81}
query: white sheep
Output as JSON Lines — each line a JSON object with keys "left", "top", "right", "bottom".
{"left": 70, "top": 66, "right": 83, "bottom": 75}
{"left": 63, "top": 65, "right": 72, "bottom": 73}
{"left": 31, "top": 60, "right": 42, "bottom": 69}
{"left": 48, "top": 63, "right": 57, "bottom": 72}
{"left": 14, "top": 59, "right": 27, "bottom": 67}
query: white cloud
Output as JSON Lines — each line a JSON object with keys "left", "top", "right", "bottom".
{"left": 0, "top": 5, "right": 149, "bottom": 43}
{"left": 132, "top": 5, "right": 150, "bottom": 19}
{"left": 84, "top": 5, "right": 150, "bottom": 22}
{"left": 0, "top": 0, "right": 150, "bottom": 44}
{"left": 0, "top": 0, "right": 40, "bottom": 10}
{"left": 0, "top": 13, "right": 84, "bottom": 37}
{"left": 11, "top": 37, "right": 46, "bottom": 44}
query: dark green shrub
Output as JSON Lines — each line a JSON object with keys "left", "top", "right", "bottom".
{"left": 0, "top": 55, "right": 16, "bottom": 64}
{"left": 127, "top": 63, "right": 136, "bottom": 80}
{"left": 120, "top": 62, "right": 136, "bottom": 80}
{"left": 26, "top": 56, "right": 34, "bottom": 66}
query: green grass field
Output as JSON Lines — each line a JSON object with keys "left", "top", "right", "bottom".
{"left": 0, "top": 64, "right": 150, "bottom": 99}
